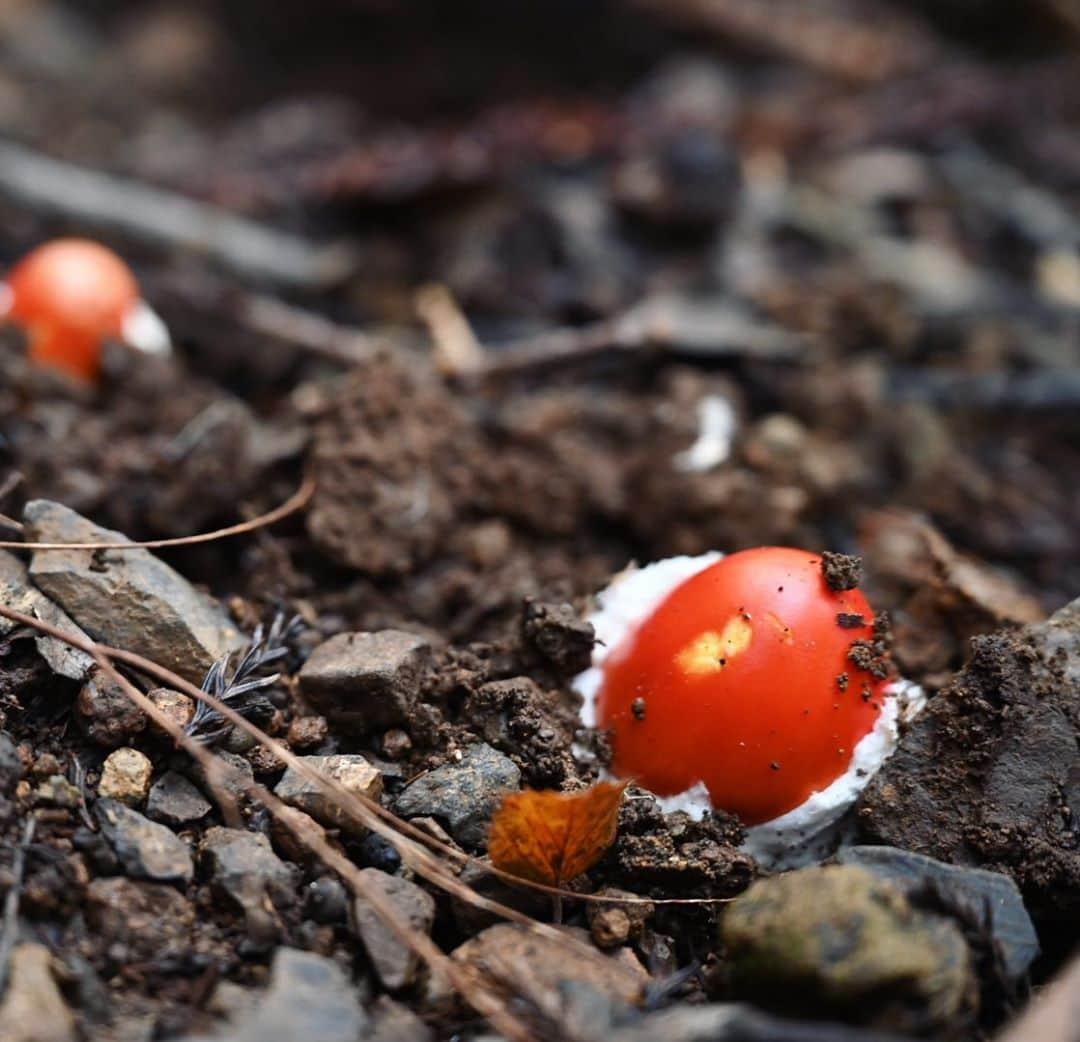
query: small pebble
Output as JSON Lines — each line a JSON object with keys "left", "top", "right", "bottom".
{"left": 147, "top": 688, "right": 194, "bottom": 734}
{"left": 288, "top": 715, "right": 328, "bottom": 750}
{"left": 99, "top": 748, "right": 153, "bottom": 806}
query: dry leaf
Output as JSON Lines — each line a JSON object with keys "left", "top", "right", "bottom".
{"left": 488, "top": 780, "right": 628, "bottom": 887}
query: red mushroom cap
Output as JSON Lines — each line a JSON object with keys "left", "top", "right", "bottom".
{"left": 4, "top": 239, "right": 139, "bottom": 381}
{"left": 596, "top": 546, "right": 889, "bottom": 825}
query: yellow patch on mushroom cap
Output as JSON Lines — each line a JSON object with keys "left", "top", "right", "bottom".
{"left": 675, "top": 615, "right": 754, "bottom": 676}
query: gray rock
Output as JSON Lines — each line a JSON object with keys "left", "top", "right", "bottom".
{"left": 721, "top": 864, "right": 977, "bottom": 1037}
{"left": 299, "top": 630, "right": 432, "bottom": 734}
{"left": 351, "top": 868, "right": 436, "bottom": 990}
{"left": 192, "top": 749, "right": 254, "bottom": 805}
{"left": 184, "top": 947, "right": 368, "bottom": 1042}
{"left": 198, "top": 829, "right": 298, "bottom": 919}
{"left": 274, "top": 754, "right": 382, "bottom": 836}
{"left": 522, "top": 601, "right": 595, "bottom": 676}
{"left": 147, "top": 770, "right": 212, "bottom": 825}
{"left": 24, "top": 499, "right": 242, "bottom": 683}
{"left": 76, "top": 668, "right": 147, "bottom": 747}
{"left": 85, "top": 877, "right": 195, "bottom": 962}
{"left": 0, "top": 548, "right": 94, "bottom": 681}
{"left": 836, "top": 845, "right": 1039, "bottom": 983}
{"left": 0, "top": 943, "right": 76, "bottom": 1042}
{"left": 394, "top": 743, "right": 520, "bottom": 850}
{"left": 95, "top": 799, "right": 193, "bottom": 884}
{"left": 0, "top": 730, "right": 23, "bottom": 793}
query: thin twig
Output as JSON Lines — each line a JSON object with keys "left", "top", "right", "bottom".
{"left": 0, "top": 475, "right": 314, "bottom": 552}
{"left": 0, "top": 141, "right": 357, "bottom": 290}
{"left": 0, "top": 817, "right": 37, "bottom": 997}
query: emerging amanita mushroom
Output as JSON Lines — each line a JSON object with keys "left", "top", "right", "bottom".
{"left": 575, "top": 547, "right": 923, "bottom": 866}
{"left": 1, "top": 238, "right": 170, "bottom": 381}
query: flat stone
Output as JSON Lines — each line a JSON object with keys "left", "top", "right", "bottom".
{"left": 835, "top": 845, "right": 1039, "bottom": 984}
{"left": 351, "top": 868, "right": 436, "bottom": 990}
{"left": 0, "top": 548, "right": 95, "bottom": 681}
{"left": 0, "top": 943, "right": 76, "bottom": 1042}
{"left": 394, "top": 743, "right": 520, "bottom": 850}
{"left": 24, "top": 499, "right": 242, "bottom": 682}
{"left": 183, "top": 947, "right": 368, "bottom": 1042}
{"left": 85, "top": 877, "right": 195, "bottom": 962}
{"left": 298, "top": 630, "right": 432, "bottom": 734}
{"left": 98, "top": 747, "right": 153, "bottom": 806}
{"left": 721, "top": 864, "right": 977, "bottom": 1036}
{"left": 274, "top": 754, "right": 382, "bottom": 836}
{"left": 147, "top": 770, "right": 212, "bottom": 825}
{"left": 95, "top": 798, "right": 193, "bottom": 884}
{"left": 76, "top": 668, "right": 147, "bottom": 747}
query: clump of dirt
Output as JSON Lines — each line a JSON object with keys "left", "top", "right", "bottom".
{"left": 856, "top": 602, "right": 1080, "bottom": 955}
{"left": 821, "top": 552, "right": 864, "bottom": 592}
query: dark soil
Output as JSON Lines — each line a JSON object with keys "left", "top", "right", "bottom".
{"left": 0, "top": 2, "right": 1078, "bottom": 1041}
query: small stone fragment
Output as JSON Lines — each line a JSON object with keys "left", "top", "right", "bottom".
{"left": 522, "top": 600, "right": 595, "bottom": 675}
{"left": 394, "top": 743, "right": 520, "bottom": 850}
{"left": 246, "top": 744, "right": 286, "bottom": 774}
{"left": 192, "top": 749, "right": 254, "bottom": 805}
{"left": 0, "top": 549, "right": 95, "bottom": 682}
{"left": 274, "top": 754, "right": 383, "bottom": 836}
{"left": 98, "top": 747, "right": 153, "bottom": 806}
{"left": 76, "top": 668, "right": 147, "bottom": 747}
{"left": 721, "top": 864, "right": 977, "bottom": 1036}
{"left": 147, "top": 770, "right": 212, "bottom": 825}
{"left": 85, "top": 877, "right": 195, "bottom": 962}
{"left": 200, "top": 826, "right": 299, "bottom": 916}
{"left": 287, "top": 714, "right": 328, "bottom": 750}
{"left": 24, "top": 499, "right": 242, "bottom": 682}
{"left": 587, "top": 889, "right": 653, "bottom": 950}
{"left": 147, "top": 687, "right": 195, "bottom": 733}
{"left": 298, "top": 630, "right": 432, "bottom": 734}
{"left": 183, "top": 947, "right": 369, "bottom": 1042}
{"left": 351, "top": 868, "right": 436, "bottom": 990}
{"left": 0, "top": 943, "right": 76, "bottom": 1042}
{"left": 95, "top": 799, "right": 194, "bottom": 884}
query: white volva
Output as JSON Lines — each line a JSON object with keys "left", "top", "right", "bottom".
{"left": 573, "top": 552, "right": 924, "bottom": 868}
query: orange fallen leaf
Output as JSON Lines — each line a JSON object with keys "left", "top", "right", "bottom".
{"left": 488, "top": 780, "right": 628, "bottom": 887}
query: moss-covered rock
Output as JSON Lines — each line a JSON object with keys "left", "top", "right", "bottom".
{"left": 721, "top": 864, "right": 977, "bottom": 1037}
